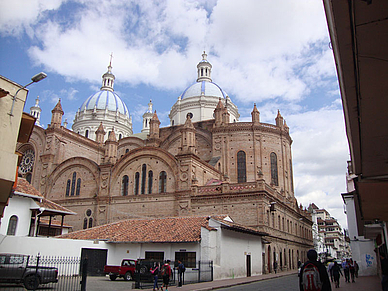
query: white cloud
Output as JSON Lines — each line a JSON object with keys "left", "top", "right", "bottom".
{"left": 0, "top": 0, "right": 64, "bottom": 37}
{"left": 19, "top": 0, "right": 336, "bottom": 107}
{"left": 288, "top": 108, "right": 349, "bottom": 228}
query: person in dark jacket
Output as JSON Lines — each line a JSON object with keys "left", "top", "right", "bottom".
{"left": 177, "top": 260, "right": 185, "bottom": 287}
{"left": 331, "top": 261, "right": 343, "bottom": 288}
{"left": 299, "top": 249, "right": 332, "bottom": 291}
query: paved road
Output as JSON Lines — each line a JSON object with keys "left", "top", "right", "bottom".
{"left": 216, "top": 274, "right": 299, "bottom": 291}
{"left": 86, "top": 275, "right": 136, "bottom": 290}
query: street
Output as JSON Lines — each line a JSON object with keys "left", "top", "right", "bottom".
{"left": 216, "top": 274, "right": 299, "bottom": 291}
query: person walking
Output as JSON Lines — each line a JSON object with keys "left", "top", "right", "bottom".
{"left": 273, "top": 260, "right": 278, "bottom": 274}
{"left": 177, "top": 260, "right": 185, "bottom": 287}
{"left": 160, "top": 260, "right": 172, "bottom": 291}
{"left": 299, "top": 249, "right": 332, "bottom": 291}
{"left": 331, "top": 261, "right": 343, "bottom": 288}
{"left": 381, "top": 253, "right": 388, "bottom": 291}
{"left": 349, "top": 258, "right": 356, "bottom": 283}
{"left": 342, "top": 259, "right": 350, "bottom": 283}
{"left": 150, "top": 262, "right": 160, "bottom": 291}
{"left": 328, "top": 261, "right": 334, "bottom": 282}
{"left": 354, "top": 261, "right": 359, "bottom": 278}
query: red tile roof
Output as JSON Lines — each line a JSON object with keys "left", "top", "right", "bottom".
{"left": 14, "top": 178, "right": 75, "bottom": 215}
{"left": 58, "top": 215, "right": 267, "bottom": 243}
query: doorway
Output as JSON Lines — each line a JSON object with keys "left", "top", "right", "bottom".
{"left": 81, "top": 248, "right": 108, "bottom": 276}
{"left": 246, "top": 254, "right": 251, "bottom": 277}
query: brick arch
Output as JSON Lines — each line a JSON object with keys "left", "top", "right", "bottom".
{"left": 112, "top": 147, "right": 179, "bottom": 195}
{"left": 46, "top": 157, "right": 100, "bottom": 200}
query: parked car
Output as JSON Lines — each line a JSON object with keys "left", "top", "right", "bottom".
{"left": 104, "top": 259, "right": 137, "bottom": 281}
{"left": 0, "top": 253, "right": 58, "bottom": 290}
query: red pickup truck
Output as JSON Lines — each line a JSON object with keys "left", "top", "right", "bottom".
{"left": 104, "top": 259, "right": 137, "bottom": 281}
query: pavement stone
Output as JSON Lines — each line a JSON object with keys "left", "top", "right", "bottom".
{"left": 330, "top": 275, "right": 381, "bottom": 291}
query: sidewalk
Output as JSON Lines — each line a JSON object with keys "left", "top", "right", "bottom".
{"left": 143, "top": 270, "right": 296, "bottom": 291}
{"left": 330, "top": 275, "right": 381, "bottom": 290}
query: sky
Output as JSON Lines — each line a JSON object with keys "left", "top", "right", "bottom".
{"left": 0, "top": 0, "right": 350, "bottom": 228}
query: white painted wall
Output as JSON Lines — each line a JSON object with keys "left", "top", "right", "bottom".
{"left": 343, "top": 194, "right": 377, "bottom": 276}
{"left": 0, "top": 195, "right": 36, "bottom": 236}
{"left": 207, "top": 219, "right": 263, "bottom": 280}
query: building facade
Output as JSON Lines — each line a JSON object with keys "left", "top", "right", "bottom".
{"left": 309, "top": 203, "right": 351, "bottom": 260}
{"left": 16, "top": 53, "right": 313, "bottom": 273}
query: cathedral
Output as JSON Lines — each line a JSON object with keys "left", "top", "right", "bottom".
{"left": 18, "top": 52, "right": 313, "bottom": 272}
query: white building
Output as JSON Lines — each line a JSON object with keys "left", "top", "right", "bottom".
{"left": 309, "top": 203, "right": 350, "bottom": 260}
{"left": 0, "top": 178, "right": 75, "bottom": 237}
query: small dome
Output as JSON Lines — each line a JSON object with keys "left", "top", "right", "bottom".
{"left": 180, "top": 81, "right": 228, "bottom": 100}
{"left": 80, "top": 90, "right": 130, "bottom": 117}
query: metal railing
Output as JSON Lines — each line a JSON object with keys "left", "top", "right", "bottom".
{"left": 134, "top": 260, "right": 213, "bottom": 289}
{"left": 0, "top": 254, "right": 87, "bottom": 291}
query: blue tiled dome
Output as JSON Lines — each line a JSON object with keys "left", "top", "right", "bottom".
{"left": 80, "top": 90, "right": 130, "bottom": 117}
{"left": 180, "top": 81, "right": 228, "bottom": 99}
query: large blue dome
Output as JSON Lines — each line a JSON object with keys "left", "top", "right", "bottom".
{"left": 180, "top": 81, "right": 228, "bottom": 99}
{"left": 80, "top": 90, "right": 130, "bottom": 117}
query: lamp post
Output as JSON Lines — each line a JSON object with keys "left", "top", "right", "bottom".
{"left": 8, "top": 72, "right": 47, "bottom": 116}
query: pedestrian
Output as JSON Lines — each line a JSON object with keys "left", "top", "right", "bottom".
{"left": 299, "top": 249, "right": 332, "bottom": 291}
{"left": 328, "top": 261, "right": 334, "bottom": 282}
{"left": 160, "top": 260, "right": 172, "bottom": 291}
{"left": 354, "top": 261, "right": 359, "bottom": 278}
{"left": 381, "top": 253, "right": 388, "bottom": 291}
{"left": 349, "top": 258, "right": 356, "bottom": 283}
{"left": 273, "top": 260, "right": 278, "bottom": 274}
{"left": 177, "top": 260, "right": 185, "bottom": 287}
{"left": 342, "top": 259, "right": 350, "bottom": 283}
{"left": 331, "top": 261, "right": 343, "bottom": 288}
{"left": 150, "top": 262, "right": 160, "bottom": 291}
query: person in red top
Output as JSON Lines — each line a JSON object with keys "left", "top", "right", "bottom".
{"left": 161, "top": 260, "right": 172, "bottom": 291}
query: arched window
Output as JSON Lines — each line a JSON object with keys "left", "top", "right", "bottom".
{"left": 88, "top": 218, "right": 93, "bottom": 228}
{"left": 122, "top": 175, "right": 129, "bottom": 196}
{"left": 201, "top": 68, "right": 203, "bottom": 76}
{"left": 7, "top": 215, "right": 18, "bottom": 235}
{"left": 159, "top": 171, "right": 167, "bottom": 193}
{"left": 26, "top": 173, "right": 32, "bottom": 183}
{"left": 237, "top": 151, "right": 246, "bottom": 183}
{"left": 83, "top": 218, "right": 88, "bottom": 229}
{"left": 76, "top": 178, "right": 81, "bottom": 196}
{"left": 119, "top": 133, "right": 122, "bottom": 140}
{"left": 148, "top": 170, "right": 153, "bottom": 194}
{"left": 141, "top": 164, "right": 147, "bottom": 194}
{"left": 66, "top": 179, "right": 71, "bottom": 196}
{"left": 126, "top": 148, "right": 129, "bottom": 153}
{"left": 70, "top": 172, "right": 77, "bottom": 196}
{"left": 270, "top": 152, "right": 278, "bottom": 186}
{"left": 85, "top": 130, "right": 89, "bottom": 138}
{"left": 134, "top": 172, "right": 140, "bottom": 195}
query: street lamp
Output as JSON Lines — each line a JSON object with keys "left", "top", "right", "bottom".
{"left": 8, "top": 72, "right": 47, "bottom": 116}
